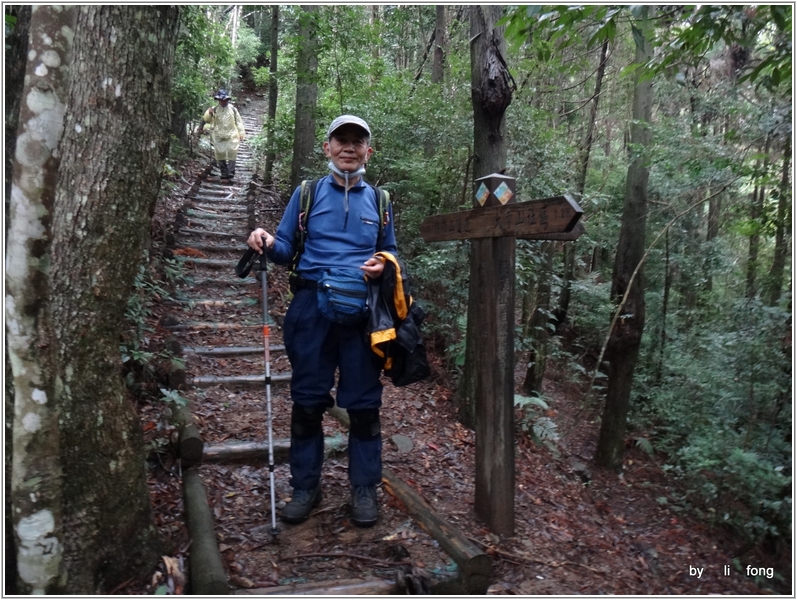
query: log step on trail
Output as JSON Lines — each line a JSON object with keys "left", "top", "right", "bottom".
{"left": 183, "top": 345, "right": 284, "bottom": 356}
{"left": 178, "top": 242, "right": 244, "bottom": 253}
{"left": 174, "top": 257, "right": 235, "bottom": 268}
{"left": 164, "top": 321, "right": 262, "bottom": 331}
{"left": 201, "top": 434, "right": 347, "bottom": 464}
{"left": 180, "top": 227, "right": 243, "bottom": 238}
{"left": 190, "top": 204, "right": 247, "bottom": 215}
{"left": 180, "top": 277, "right": 255, "bottom": 287}
{"left": 190, "top": 372, "right": 292, "bottom": 388}
{"left": 185, "top": 210, "right": 249, "bottom": 220}
{"left": 171, "top": 299, "right": 257, "bottom": 308}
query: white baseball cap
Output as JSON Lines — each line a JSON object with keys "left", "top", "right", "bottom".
{"left": 326, "top": 115, "right": 371, "bottom": 139}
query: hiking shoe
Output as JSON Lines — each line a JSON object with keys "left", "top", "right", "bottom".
{"left": 280, "top": 487, "right": 322, "bottom": 524}
{"left": 351, "top": 485, "right": 379, "bottom": 527}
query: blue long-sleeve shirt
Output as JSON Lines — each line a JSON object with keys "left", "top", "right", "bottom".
{"left": 267, "top": 174, "right": 398, "bottom": 280}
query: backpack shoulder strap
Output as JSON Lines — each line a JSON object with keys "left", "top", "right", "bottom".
{"left": 371, "top": 185, "right": 391, "bottom": 250}
{"left": 290, "top": 178, "right": 319, "bottom": 276}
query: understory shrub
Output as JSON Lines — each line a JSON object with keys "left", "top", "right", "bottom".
{"left": 631, "top": 297, "right": 792, "bottom": 543}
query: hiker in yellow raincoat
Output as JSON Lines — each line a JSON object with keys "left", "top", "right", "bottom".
{"left": 200, "top": 89, "right": 246, "bottom": 183}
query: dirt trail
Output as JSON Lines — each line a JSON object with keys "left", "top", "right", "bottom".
{"left": 135, "top": 97, "right": 786, "bottom": 595}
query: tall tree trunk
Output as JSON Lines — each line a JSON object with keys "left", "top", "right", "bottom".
{"left": 765, "top": 136, "right": 790, "bottom": 306}
{"left": 424, "top": 6, "right": 447, "bottom": 159}
{"left": 5, "top": 5, "right": 31, "bottom": 231}
{"left": 4, "top": 5, "right": 32, "bottom": 592}
{"left": 746, "top": 137, "right": 770, "bottom": 299}
{"left": 556, "top": 38, "right": 610, "bottom": 329}
{"left": 228, "top": 5, "right": 241, "bottom": 88}
{"left": 369, "top": 6, "right": 382, "bottom": 83}
{"left": 370, "top": 6, "right": 381, "bottom": 62}
{"left": 461, "top": 5, "right": 515, "bottom": 536}
{"left": 522, "top": 242, "right": 554, "bottom": 394}
{"left": 264, "top": 5, "right": 279, "bottom": 185}
{"left": 52, "top": 7, "right": 180, "bottom": 591}
{"left": 7, "top": 6, "right": 76, "bottom": 593}
{"left": 594, "top": 14, "right": 652, "bottom": 471}
{"left": 704, "top": 187, "right": 722, "bottom": 293}
{"left": 290, "top": 6, "right": 319, "bottom": 191}
{"left": 655, "top": 228, "right": 671, "bottom": 383}
{"left": 431, "top": 5, "right": 446, "bottom": 84}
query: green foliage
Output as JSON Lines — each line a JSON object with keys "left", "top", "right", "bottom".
{"left": 252, "top": 66, "right": 271, "bottom": 88}
{"left": 412, "top": 245, "right": 470, "bottom": 372}
{"left": 4, "top": 12, "right": 16, "bottom": 36}
{"left": 565, "top": 277, "right": 614, "bottom": 350}
{"left": 173, "top": 7, "right": 235, "bottom": 121}
{"left": 651, "top": 6, "right": 792, "bottom": 93}
{"left": 631, "top": 297, "right": 791, "bottom": 541}
{"left": 515, "top": 393, "right": 560, "bottom": 446}
{"left": 234, "top": 23, "right": 263, "bottom": 67}
{"left": 121, "top": 260, "right": 187, "bottom": 398}
{"left": 159, "top": 388, "right": 189, "bottom": 409}
{"left": 502, "top": 5, "right": 626, "bottom": 56}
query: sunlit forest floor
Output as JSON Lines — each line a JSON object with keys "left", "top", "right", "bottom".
{"left": 121, "top": 95, "right": 789, "bottom": 595}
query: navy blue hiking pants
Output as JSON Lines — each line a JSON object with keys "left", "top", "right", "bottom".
{"left": 282, "top": 288, "right": 384, "bottom": 490}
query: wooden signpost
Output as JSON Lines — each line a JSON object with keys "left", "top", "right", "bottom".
{"left": 419, "top": 194, "right": 583, "bottom": 242}
{"left": 420, "top": 173, "right": 584, "bottom": 535}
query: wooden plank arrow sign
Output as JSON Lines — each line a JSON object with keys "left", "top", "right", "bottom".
{"left": 419, "top": 194, "right": 583, "bottom": 243}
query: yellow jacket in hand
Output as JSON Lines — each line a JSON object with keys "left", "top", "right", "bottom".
{"left": 202, "top": 103, "right": 245, "bottom": 161}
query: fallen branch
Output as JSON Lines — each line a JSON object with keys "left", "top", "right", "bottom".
{"left": 183, "top": 468, "right": 230, "bottom": 594}
{"left": 467, "top": 535, "right": 604, "bottom": 573}
{"left": 174, "top": 404, "right": 203, "bottom": 465}
{"left": 383, "top": 470, "right": 491, "bottom": 594}
{"left": 326, "top": 405, "right": 492, "bottom": 595}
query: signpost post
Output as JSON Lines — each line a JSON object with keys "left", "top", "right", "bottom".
{"left": 420, "top": 173, "right": 584, "bottom": 535}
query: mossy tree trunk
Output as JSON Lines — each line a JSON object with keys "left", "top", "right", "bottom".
{"left": 4, "top": 7, "right": 32, "bottom": 591}
{"left": 50, "top": 7, "right": 180, "bottom": 592}
{"left": 7, "top": 6, "right": 77, "bottom": 593}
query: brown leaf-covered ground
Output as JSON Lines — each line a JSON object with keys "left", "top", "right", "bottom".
{"left": 122, "top": 96, "right": 790, "bottom": 595}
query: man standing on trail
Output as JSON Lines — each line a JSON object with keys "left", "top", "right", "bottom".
{"left": 247, "top": 115, "right": 397, "bottom": 528}
{"left": 200, "top": 89, "right": 245, "bottom": 184}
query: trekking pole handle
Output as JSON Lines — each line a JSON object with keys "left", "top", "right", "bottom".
{"left": 259, "top": 236, "right": 268, "bottom": 268}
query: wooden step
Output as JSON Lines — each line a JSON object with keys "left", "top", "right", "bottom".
{"left": 174, "top": 256, "right": 235, "bottom": 268}
{"left": 190, "top": 372, "right": 292, "bottom": 387}
{"left": 183, "top": 345, "right": 284, "bottom": 356}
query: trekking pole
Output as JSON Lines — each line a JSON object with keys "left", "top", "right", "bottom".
{"left": 258, "top": 238, "right": 278, "bottom": 538}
